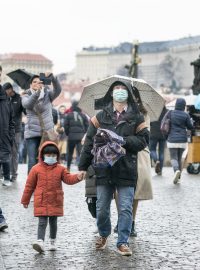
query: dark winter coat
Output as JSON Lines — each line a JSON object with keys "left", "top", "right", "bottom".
{"left": 21, "top": 141, "right": 80, "bottom": 216}
{"left": 9, "top": 92, "right": 25, "bottom": 133}
{"left": 79, "top": 81, "right": 149, "bottom": 188}
{"left": 167, "top": 98, "right": 193, "bottom": 143}
{"left": 64, "top": 110, "right": 89, "bottom": 141}
{"left": 150, "top": 107, "right": 167, "bottom": 140}
{"left": 0, "top": 86, "right": 15, "bottom": 161}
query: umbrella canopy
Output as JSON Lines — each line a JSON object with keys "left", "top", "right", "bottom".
{"left": 7, "top": 69, "right": 34, "bottom": 90}
{"left": 79, "top": 75, "right": 165, "bottom": 122}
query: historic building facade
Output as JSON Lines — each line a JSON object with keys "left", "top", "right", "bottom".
{"left": 74, "top": 36, "right": 200, "bottom": 89}
{"left": 0, "top": 53, "right": 53, "bottom": 84}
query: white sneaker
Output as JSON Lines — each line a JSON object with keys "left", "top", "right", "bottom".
{"left": 173, "top": 170, "right": 181, "bottom": 184}
{"left": 49, "top": 239, "right": 57, "bottom": 251}
{"left": 2, "top": 180, "right": 12, "bottom": 187}
{"left": 32, "top": 239, "right": 44, "bottom": 253}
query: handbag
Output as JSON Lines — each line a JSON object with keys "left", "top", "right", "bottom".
{"left": 160, "top": 110, "right": 171, "bottom": 137}
{"left": 34, "top": 109, "right": 59, "bottom": 146}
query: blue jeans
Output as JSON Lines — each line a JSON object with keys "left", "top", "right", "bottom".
{"left": 96, "top": 185, "right": 134, "bottom": 247}
{"left": 26, "top": 137, "right": 41, "bottom": 173}
{"left": 150, "top": 138, "right": 166, "bottom": 170}
{"left": 0, "top": 208, "right": 6, "bottom": 223}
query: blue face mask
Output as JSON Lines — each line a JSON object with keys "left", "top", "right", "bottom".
{"left": 44, "top": 155, "right": 57, "bottom": 165}
{"left": 113, "top": 88, "right": 128, "bottom": 102}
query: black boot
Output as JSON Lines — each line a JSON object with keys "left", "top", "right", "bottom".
{"left": 130, "top": 221, "right": 137, "bottom": 237}
{"left": 113, "top": 224, "right": 118, "bottom": 233}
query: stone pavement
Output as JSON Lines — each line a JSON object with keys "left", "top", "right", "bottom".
{"left": 0, "top": 164, "right": 200, "bottom": 270}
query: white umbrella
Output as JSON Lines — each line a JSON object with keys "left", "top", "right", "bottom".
{"left": 79, "top": 75, "right": 165, "bottom": 122}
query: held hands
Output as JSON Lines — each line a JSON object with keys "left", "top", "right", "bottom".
{"left": 77, "top": 171, "right": 86, "bottom": 181}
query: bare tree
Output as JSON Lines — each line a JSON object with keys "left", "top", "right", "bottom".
{"left": 159, "top": 55, "right": 184, "bottom": 93}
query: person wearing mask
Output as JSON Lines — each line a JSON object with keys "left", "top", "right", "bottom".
{"left": 0, "top": 66, "right": 15, "bottom": 187}
{"left": 167, "top": 98, "right": 193, "bottom": 184}
{"left": 79, "top": 81, "right": 149, "bottom": 256}
{"left": 21, "top": 73, "right": 61, "bottom": 173}
{"left": 21, "top": 141, "right": 84, "bottom": 253}
{"left": 3, "top": 82, "right": 25, "bottom": 181}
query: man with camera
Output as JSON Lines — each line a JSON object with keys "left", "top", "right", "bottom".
{"left": 21, "top": 73, "right": 61, "bottom": 173}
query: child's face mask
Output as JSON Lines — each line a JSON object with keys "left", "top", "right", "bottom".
{"left": 44, "top": 155, "right": 57, "bottom": 165}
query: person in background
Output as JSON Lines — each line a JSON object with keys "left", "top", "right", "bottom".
{"left": 0, "top": 65, "right": 15, "bottom": 187}
{"left": 0, "top": 208, "right": 8, "bottom": 231}
{"left": 18, "top": 115, "right": 27, "bottom": 164}
{"left": 56, "top": 105, "right": 67, "bottom": 164}
{"left": 21, "top": 141, "right": 85, "bottom": 253}
{"left": 3, "top": 82, "right": 25, "bottom": 181}
{"left": 64, "top": 101, "right": 89, "bottom": 171}
{"left": 167, "top": 98, "right": 193, "bottom": 184}
{"left": 21, "top": 73, "right": 61, "bottom": 173}
{"left": 150, "top": 107, "right": 167, "bottom": 175}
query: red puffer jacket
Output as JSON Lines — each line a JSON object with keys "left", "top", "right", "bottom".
{"left": 21, "top": 141, "right": 80, "bottom": 216}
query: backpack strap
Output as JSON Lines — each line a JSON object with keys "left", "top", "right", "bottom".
{"left": 91, "top": 116, "right": 100, "bottom": 128}
{"left": 135, "top": 121, "right": 148, "bottom": 134}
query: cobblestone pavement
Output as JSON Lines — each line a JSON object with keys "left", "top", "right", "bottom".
{"left": 0, "top": 164, "right": 200, "bottom": 270}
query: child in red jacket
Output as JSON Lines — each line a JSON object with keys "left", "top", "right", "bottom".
{"left": 21, "top": 141, "right": 84, "bottom": 253}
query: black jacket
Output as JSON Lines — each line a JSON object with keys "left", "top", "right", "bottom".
{"left": 0, "top": 86, "right": 15, "bottom": 161}
{"left": 79, "top": 105, "right": 149, "bottom": 187}
{"left": 64, "top": 111, "right": 89, "bottom": 141}
{"left": 10, "top": 92, "right": 24, "bottom": 133}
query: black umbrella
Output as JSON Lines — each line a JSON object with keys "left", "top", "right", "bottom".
{"left": 7, "top": 69, "right": 34, "bottom": 90}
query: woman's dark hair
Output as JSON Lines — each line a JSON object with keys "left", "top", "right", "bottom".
{"left": 41, "top": 145, "right": 59, "bottom": 160}
{"left": 30, "top": 75, "right": 40, "bottom": 84}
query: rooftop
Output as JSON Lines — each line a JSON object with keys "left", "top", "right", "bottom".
{"left": 81, "top": 35, "right": 200, "bottom": 55}
{"left": 0, "top": 53, "right": 52, "bottom": 63}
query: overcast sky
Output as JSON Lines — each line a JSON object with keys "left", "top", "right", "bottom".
{"left": 1, "top": 0, "right": 200, "bottom": 73}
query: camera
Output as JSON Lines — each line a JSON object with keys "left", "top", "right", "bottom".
{"left": 39, "top": 73, "right": 53, "bottom": 85}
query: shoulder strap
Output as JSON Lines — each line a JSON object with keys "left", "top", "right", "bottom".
{"left": 33, "top": 108, "right": 45, "bottom": 131}
{"left": 91, "top": 116, "right": 100, "bottom": 128}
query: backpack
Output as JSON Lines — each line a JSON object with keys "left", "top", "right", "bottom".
{"left": 160, "top": 110, "right": 171, "bottom": 137}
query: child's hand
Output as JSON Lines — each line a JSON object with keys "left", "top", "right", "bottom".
{"left": 23, "top": 204, "right": 28, "bottom": 208}
{"left": 77, "top": 171, "right": 86, "bottom": 181}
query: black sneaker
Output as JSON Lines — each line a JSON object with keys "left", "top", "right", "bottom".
{"left": 0, "top": 221, "right": 8, "bottom": 231}
{"left": 155, "top": 161, "right": 161, "bottom": 174}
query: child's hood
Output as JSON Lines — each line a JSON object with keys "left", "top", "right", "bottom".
{"left": 39, "top": 141, "right": 60, "bottom": 163}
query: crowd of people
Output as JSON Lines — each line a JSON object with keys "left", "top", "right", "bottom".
{"left": 0, "top": 64, "right": 194, "bottom": 256}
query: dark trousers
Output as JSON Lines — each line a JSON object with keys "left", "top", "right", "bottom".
{"left": 169, "top": 148, "right": 185, "bottom": 172}
{"left": 67, "top": 140, "right": 82, "bottom": 169}
{"left": 26, "top": 137, "right": 41, "bottom": 173}
{"left": 10, "top": 132, "right": 21, "bottom": 177}
{"left": 0, "top": 162, "right": 10, "bottom": 181}
{"left": 150, "top": 138, "right": 166, "bottom": 170}
{"left": 0, "top": 208, "right": 6, "bottom": 223}
{"left": 37, "top": 216, "right": 57, "bottom": 240}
